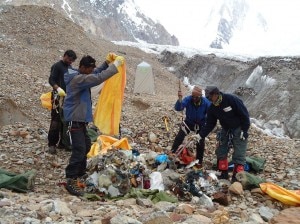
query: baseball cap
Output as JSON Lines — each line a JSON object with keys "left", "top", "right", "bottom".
{"left": 205, "top": 86, "right": 219, "bottom": 97}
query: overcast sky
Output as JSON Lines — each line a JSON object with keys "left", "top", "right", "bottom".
{"left": 134, "top": 0, "right": 300, "bottom": 57}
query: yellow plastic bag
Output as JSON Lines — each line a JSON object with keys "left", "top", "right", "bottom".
{"left": 260, "top": 182, "right": 300, "bottom": 206}
{"left": 93, "top": 63, "right": 126, "bottom": 135}
{"left": 40, "top": 92, "right": 52, "bottom": 110}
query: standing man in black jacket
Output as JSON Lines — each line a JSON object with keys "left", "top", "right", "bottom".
{"left": 47, "top": 50, "right": 77, "bottom": 154}
{"left": 199, "top": 86, "right": 250, "bottom": 182}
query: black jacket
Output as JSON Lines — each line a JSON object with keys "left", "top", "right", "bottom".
{"left": 200, "top": 92, "right": 250, "bottom": 137}
{"left": 48, "top": 60, "right": 70, "bottom": 91}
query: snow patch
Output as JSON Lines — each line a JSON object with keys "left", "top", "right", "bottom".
{"left": 251, "top": 118, "right": 289, "bottom": 139}
{"left": 167, "top": 67, "right": 175, "bottom": 72}
{"left": 61, "top": 0, "right": 74, "bottom": 21}
{"left": 182, "top": 77, "right": 194, "bottom": 92}
{"left": 245, "top": 65, "right": 276, "bottom": 90}
{"left": 113, "top": 40, "right": 254, "bottom": 61}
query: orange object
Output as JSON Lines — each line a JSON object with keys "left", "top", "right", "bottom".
{"left": 93, "top": 63, "right": 126, "bottom": 135}
{"left": 77, "top": 180, "right": 86, "bottom": 188}
{"left": 87, "top": 135, "right": 131, "bottom": 158}
{"left": 40, "top": 92, "right": 52, "bottom": 110}
{"left": 260, "top": 182, "right": 300, "bottom": 206}
{"left": 180, "top": 148, "right": 195, "bottom": 165}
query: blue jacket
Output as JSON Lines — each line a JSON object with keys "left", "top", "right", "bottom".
{"left": 63, "top": 62, "right": 118, "bottom": 123}
{"left": 200, "top": 92, "right": 250, "bottom": 137}
{"left": 175, "top": 95, "right": 211, "bottom": 127}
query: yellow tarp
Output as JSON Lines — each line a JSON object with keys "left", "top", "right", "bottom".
{"left": 93, "top": 63, "right": 126, "bottom": 135}
{"left": 260, "top": 182, "right": 300, "bottom": 206}
{"left": 87, "top": 135, "right": 131, "bottom": 158}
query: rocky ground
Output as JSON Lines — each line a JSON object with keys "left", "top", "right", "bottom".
{"left": 0, "top": 4, "right": 300, "bottom": 224}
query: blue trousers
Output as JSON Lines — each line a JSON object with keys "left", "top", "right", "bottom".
{"left": 65, "top": 122, "right": 91, "bottom": 179}
{"left": 216, "top": 127, "right": 247, "bottom": 165}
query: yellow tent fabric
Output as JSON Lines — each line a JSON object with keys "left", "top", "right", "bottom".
{"left": 87, "top": 135, "right": 131, "bottom": 158}
{"left": 93, "top": 63, "right": 126, "bottom": 135}
{"left": 260, "top": 182, "right": 300, "bottom": 206}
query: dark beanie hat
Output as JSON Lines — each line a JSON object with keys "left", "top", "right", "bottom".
{"left": 79, "top": 55, "right": 96, "bottom": 68}
{"left": 205, "top": 86, "right": 219, "bottom": 97}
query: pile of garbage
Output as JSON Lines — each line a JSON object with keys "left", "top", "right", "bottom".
{"left": 82, "top": 147, "right": 234, "bottom": 207}
{"left": 80, "top": 145, "right": 300, "bottom": 208}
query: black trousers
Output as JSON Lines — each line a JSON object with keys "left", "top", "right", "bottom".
{"left": 65, "top": 122, "right": 91, "bottom": 179}
{"left": 48, "top": 107, "right": 70, "bottom": 148}
{"left": 48, "top": 108, "right": 62, "bottom": 147}
{"left": 172, "top": 123, "right": 205, "bottom": 164}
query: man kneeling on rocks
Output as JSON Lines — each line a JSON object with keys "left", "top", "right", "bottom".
{"left": 199, "top": 86, "right": 250, "bottom": 182}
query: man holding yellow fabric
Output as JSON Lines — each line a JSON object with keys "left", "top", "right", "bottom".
{"left": 63, "top": 53, "right": 124, "bottom": 196}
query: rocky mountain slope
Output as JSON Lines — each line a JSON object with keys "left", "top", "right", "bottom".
{"left": 0, "top": 0, "right": 179, "bottom": 46}
{"left": 0, "top": 4, "right": 300, "bottom": 224}
{"left": 0, "top": 4, "right": 177, "bottom": 126}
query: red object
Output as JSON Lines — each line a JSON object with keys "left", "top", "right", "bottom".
{"left": 218, "top": 159, "right": 228, "bottom": 171}
{"left": 234, "top": 164, "right": 244, "bottom": 173}
{"left": 143, "top": 179, "right": 151, "bottom": 189}
{"left": 180, "top": 148, "right": 195, "bottom": 165}
{"left": 57, "top": 182, "right": 67, "bottom": 187}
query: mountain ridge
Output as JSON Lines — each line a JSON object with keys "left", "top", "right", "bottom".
{"left": 0, "top": 0, "right": 179, "bottom": 46}
{"left": 208, "top": 0, "right": 268, "bottom": 49}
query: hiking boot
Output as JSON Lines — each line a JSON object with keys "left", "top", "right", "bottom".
{"left": 78, "top": 174, "right": 88, "bottom": 188}
{"left": 79, "top": 173, "right": 88, "bottom": 181}
{"left": 48, "top": 146, "right": 57, "bottom": 154}
{"left": 231, "top": 164, "right": 244, "bottom": 183}
{"left": 218, "top": 170, "right": 229, "bottom": 180}
{"left": 217, "top": 158, "right": 229, "bottom": 180}
{"left": 57, "top": 144, "right": 65, "bottom": 149}
{"left": 57, "top": 144, "right": 72, "bottom": 152}
{"left": 64, "top": 145, "right": 72, "bottom": 152}
{"left": 65, "top": 178, "right": 84, "bottom": 196}
{"left": 231, "top": 174, "right": 237, "bottom": 183}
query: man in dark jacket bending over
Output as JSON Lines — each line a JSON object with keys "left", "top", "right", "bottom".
{"left": 199, "top": 86, "right": 250, "bottom": 182}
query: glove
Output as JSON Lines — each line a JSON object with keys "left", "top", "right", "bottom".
{"left": 106, "top": 52, "right": 117, "bottom": 63}
{"left": 240, "top": 131, "right": 248, "bottom": 140}
{"left": 56, "top": 87, "right": 66, "bottom": 97}
{"left": 113, "top": 56, "right": 125, "bottom": 67}
{"left": 192, "top": 134, "right": 202, "bottom": 142}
